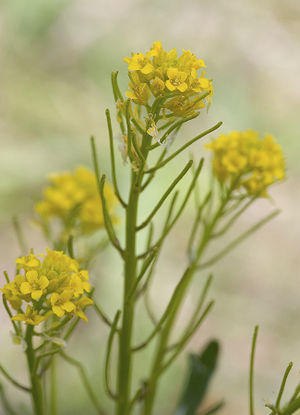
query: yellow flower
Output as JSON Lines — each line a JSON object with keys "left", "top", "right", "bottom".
{"left": 35, "top": 166, "right": 117, "bottom": 235}
{"left": 124, "top": 53, "right": 154, "bottom": 75}
{"left": 20, "top": 271, "right": 49, "bottom": 300}
{"left": 16, "top": 254, "right": 41, "bottom": 272}
{"left": 12, "top": 305, "right": 49, "bottom": 326}
{"left": 149, "top": 41, "right": 177, "bottom": 70}
{"left": 188, "top": 69, "right": 212, "bottom": 94}
{"left": 177, "top": 49, "right": 206, "bottom": 73}
{"left": 206, "top": 131, "right": 285, "bottom": 196}
{"left": 73, "top": 297, "right": 94, "bottom": 322}
{"left": 166, "top": 68, "right": 188, "bottom": 92}
{"left": 50, "top": 290, "right": 75, "bottom": 318}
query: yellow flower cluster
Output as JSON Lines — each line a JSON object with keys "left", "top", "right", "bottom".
{"left": 124, "top": 41, "right": 213, "bottom": 117}
{"left": 35, "top": 166, "right": 117, "bottom": 234}
{"left": 1, "top": 249, "right": 93, "bottom": 325}
{"left": 206, "top": 131, "right": 285, "bottom": 196}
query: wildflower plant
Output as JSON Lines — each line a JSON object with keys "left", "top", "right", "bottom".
{"left": 0, "top": 41, "right": 296, "bottom": 415}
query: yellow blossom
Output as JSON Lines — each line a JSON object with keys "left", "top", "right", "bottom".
{"left": 35, "top": 166, "right": 117, "bottom": 235}
{"left": 12, "top": 305, "right": 49, "bottom": 326}
{"left": 20, "top": 270, "right": 49, "bottom": 300}
{"left": 124, "top": 52, "right": 154, "bottom": 75}
{"left": 50, "top": 291, "right": 75, "bottom": 318}
{"left": 206, "top": 131, "right": 285, "bottom": 196}
{"left": 166, "top": 68, "right": 188, "bottom": 92}
{"left": 177, "top": 49, "right": 206, "bottom": 73}
{"left": 188, "top": 69, "right": 212, "bottom": 93}
{"left": 73, "top": 297, "right": 94, "bottom": 322}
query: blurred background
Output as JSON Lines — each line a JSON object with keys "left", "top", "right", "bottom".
{"left": 0, "top": 0, "right": 299, "bottom": 414}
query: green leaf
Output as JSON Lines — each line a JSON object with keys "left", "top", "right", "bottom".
{"left": 175, "top": 340, "right": 221, "bottom": 415}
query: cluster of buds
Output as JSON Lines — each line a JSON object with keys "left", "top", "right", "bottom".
{"left": 206, "top": 130, "right": 285, "bottom": 196}
{"left": 1, "top": 249, "right": 93, "bottom": 325}
{"left": 35, "top": 166, "right": 117, "bottom": 235}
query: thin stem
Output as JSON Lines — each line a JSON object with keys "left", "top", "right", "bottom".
{"left": 249, "top": 326, "right": 259, "bottom": 415}
{"left": 141, "top": 148, "right": 167, "bottom": 192}
{"left": 149, "top": 158, "right": 204, "bottom": 252}
{"left": 275, "top": 362, "right": 293, "bottom": 411}
{"left": 132, "top": 268, "right": 193, "bottom": 352}
{"left": 288, "top": 382, "right": 300, "bottom": 405}
{"left": 126, "top": 250, "right": 158, "bottom": 304}
{"left": 281, "top": 397, "right": 300, "bottom": 415}
{"left": 93, "top": 301, "right": 115, "bottom": 329}
{"left": 129, "top": 386, "right": 144, "bottom": 412}
{"left": 199, "top": 400, "right": 225, "bottom": 415}
{"left": 2, "top": 295, "right": 20, "bottom": 336}
{"left": 131, "top": 118, "right": 146, "bottom": 135}
{"left": 212, "top": 197, "right": 256, "bottom": 238}
{"left": 50, "top": 356, "right": 57, "bottom": 415}
{"left": 187, "top": 191, "right": 212, "bottom": 257}
{"left": 63, "top": 317, "right": 80, "bottom": 341}
{"left": 67, "top": 235, "right": 74, "bottom": 258}
{"left": 0, "top": 364, "right": 31, "bottom": 392}
{"left": 145, "top": 122, "right": 222, "bottom": 172}
{"left": 125, "top": 100, "right": 134, "bottom": 162}
{"left": 158, "top": 300, "right": 214, "bottom": 375}
{"left": 198, "top": 210, "right": 280, "bottom": 269}
{"left": 131, "top": 131, "right": 146, "bottom": 164}
{"left": 182, "top": 274, "right": 213, "bottom": 337}
{"left": 3, "top": 271, "right": 10, "bottom": 283}
{"left": 149, "top": 113, "right": 199, "bottom": 150}
{"left": 105, "top": 310, "right": 121, "bottom": 400}
{"left": 111, "top": 71, "right": 124, "bottom": 102}
{"left": 137, "top": 160, "right": 193, "bottom": 230}
{"left": 99, "top": 175, "right": 124, "bottom": 256}
{"left": 59, "top": 350, "right": 105, "bottom": 415}
{"left": 25, "top": 326, "right": 44, "bottom": 415}
{"left": 105, "top": 111, "right": 127, "bottom": 207}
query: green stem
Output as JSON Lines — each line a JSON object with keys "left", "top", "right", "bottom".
{"left": 116, "top": 171, "right": 139, "bottom": 415}
{"left": 249, "top": 326, "right": 259, "bottom": 415}
{"left": 50, "top": 356, "right": 57, "bottom": 415}
{"left": 275, "top": 362, "right": 293, "bottom": 412}
{"left": 25, "top": 326, "right": 44, "bottom": 415}
{"left": 116, "top": 132, "right": 151, "bottom": 415}
{"left": 59, "top": 351, "right": 105, "bottom": 415}
{"left": 0, "top": 364, "right": 31, "bottom": 392}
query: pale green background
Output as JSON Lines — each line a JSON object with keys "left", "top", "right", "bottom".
{"left": 0, "top": 1, "right": 299, "bottom": 414}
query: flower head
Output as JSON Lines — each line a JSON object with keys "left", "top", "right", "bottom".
{"left": 35, "top": 166, "right": 117, "bottom": 235}
{"left": 124, "top": 41, "right": 213, "bottom": 116}
{"left": 206, "top": 131, "right": 285, "bottom": 196}
{"left": 1, "top": 249, "right": 93, "bottom": 326}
